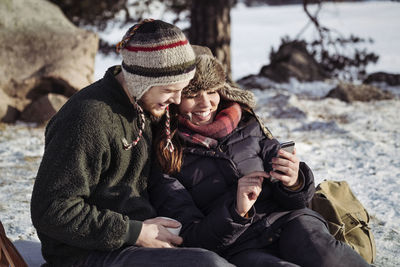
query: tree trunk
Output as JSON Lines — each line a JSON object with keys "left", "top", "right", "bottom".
{"left": 189, "top": 0, "right": 232, "bottom": 77}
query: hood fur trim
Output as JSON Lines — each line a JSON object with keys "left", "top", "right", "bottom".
{"left": 183, "top": 55, "right": 256, "bottom": 109}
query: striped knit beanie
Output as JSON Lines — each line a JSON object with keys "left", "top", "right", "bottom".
{"left": 117, "top": 19, "right": 196, "bottom": 100}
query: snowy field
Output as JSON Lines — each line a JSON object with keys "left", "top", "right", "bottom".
{"left": 94, "top": 1, "right": 400, "bottom": 81}
{"left": 1, "top": 1, "right": 399, "bottom": 266}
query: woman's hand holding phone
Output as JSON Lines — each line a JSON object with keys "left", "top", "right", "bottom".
{"left": 270, "top": 141, "right": 300, "bottom": 187}
{"left": 236, "top": 171, "right": 269, "bottom": 217}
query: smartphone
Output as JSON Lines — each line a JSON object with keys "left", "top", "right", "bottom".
{"left": 271, "top": 141, "right": 295, "bottom": 181}
{"left": 280, "top": 141, "right": 295, "bottom": 154}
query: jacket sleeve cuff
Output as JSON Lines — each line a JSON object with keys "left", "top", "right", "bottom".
{"left": 123, "top": 220, "right": 143, "bottom": 245}
{"left": 282, "top": 170, "right": 305, "bottom": 193}
{"left": 230, "top": 204, "right": 255, "bottom": 224}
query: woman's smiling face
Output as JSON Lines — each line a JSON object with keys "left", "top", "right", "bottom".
{"left": 179, "top": 90, "right": 221, "bottom": 125}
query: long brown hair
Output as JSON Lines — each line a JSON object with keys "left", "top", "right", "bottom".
{"left": 154, "top": 104, "right": 184, "bottom": 175}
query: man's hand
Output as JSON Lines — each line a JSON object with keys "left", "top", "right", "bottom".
{"left": 270, "top": 148, "right": 300, "bottom": 187}
{"left": 236, "top": 171, "right": 269, "bottom": 217}
{"left": 135, "top": 217, "right": 183, "bottom": 248}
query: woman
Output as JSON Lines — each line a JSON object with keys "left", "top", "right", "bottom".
{"left": 150, "top": 54, "right": 370, "bottom": 267}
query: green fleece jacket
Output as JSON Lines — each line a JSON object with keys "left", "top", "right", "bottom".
{"left": 31, "top": 66, "right": 157, "bottom": 266}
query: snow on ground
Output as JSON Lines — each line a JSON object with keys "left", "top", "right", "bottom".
{"left": 1, "top": 1, "right": 399, "bottom": 266}
{"left": 250, "top": 79, "right": 400, "bottom": 266}
{"left": 231, "top": 1, "right": 400, "bottom": 80}
{"left": 94, "top": 1, "right": 400, "bottom": 81}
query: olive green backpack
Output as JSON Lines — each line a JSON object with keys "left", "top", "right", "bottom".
{"left": 310, "top": 180, "right": 376, "bottom": 264}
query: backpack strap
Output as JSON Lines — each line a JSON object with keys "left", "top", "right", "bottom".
{"left": 0, "top": 221, "right": 28, "bottom": 267}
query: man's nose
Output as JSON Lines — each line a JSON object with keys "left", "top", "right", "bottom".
{"left": 170, "top": 90, "right": 182, "bottom": 105}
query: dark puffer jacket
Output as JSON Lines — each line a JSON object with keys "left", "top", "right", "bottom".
{"left": 150, "top": 110, "right": 325, "bottom": 258}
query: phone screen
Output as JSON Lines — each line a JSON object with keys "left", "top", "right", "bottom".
{"left": 280, "top": 141, "right": 295, "bottom": 154}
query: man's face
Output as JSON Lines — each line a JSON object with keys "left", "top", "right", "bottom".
{"left": 139, "top": 80, "right": 190, "bottom": 118}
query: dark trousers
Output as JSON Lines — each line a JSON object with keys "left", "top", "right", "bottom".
{"left": 74, "top": 246, "right": 235, "bottom": 267}
{"left": 229, "top": 214, "right": 371, "bottom": 267}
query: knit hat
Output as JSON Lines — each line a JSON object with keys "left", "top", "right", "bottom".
{"left": 117, "top": 19, "right": 196, "bottom": 100}
{"left": 116, "top": 19, "right": 195, "bottom": 152}
{"left": 183, "top": 54, "right": 256, "bottom": 109}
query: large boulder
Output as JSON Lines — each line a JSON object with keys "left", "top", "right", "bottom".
{"left": 326, "top": 83, "right": 394, "bottom": 102}
{"left": 0, "top": 0, "right": 98, "bottom": 123}
{"left": 364, "top": 72, "right": 400, "bottom": 86}
{"left": 258, "top": 40, "right": 329, "bottom": 83}
{"left": 20, "top": 93, "right": 68, "bottom": 123}
{"left": 0, "top": 89, "right": 19, "bottom": 123}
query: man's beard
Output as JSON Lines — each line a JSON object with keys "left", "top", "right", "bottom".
{"left": 148, "top": 112, "right": 163, "bottom": 122}
{"left": 138, "top": 99, "right": 165, "bottom": 122}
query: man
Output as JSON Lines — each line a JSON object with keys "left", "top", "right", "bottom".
{"left": 31, "top": 19, "right": 234, "bottom": 267}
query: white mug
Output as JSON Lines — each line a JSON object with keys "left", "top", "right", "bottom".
{"left": 157, "top": 216, "right": 182, "bottom": 235}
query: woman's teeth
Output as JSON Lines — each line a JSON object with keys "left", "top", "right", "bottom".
{"left": 194, "top": 111, "right": 210, "bottom": 117}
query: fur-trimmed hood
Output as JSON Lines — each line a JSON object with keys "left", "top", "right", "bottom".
{"left": 183, "top": 55, "right": 256, "bottom": 109}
